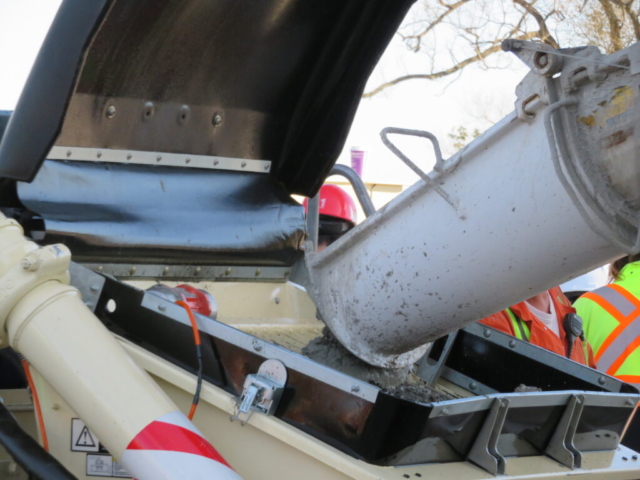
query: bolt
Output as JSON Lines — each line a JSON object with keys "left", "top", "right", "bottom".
{"left": 627, "top": 399, "right": 635, "bottom": 406}
{"left": 97, "top": 151, "right": 102, "bottom": 159}
{"left": 598, "top": 376, "right": 606, "bottom": 385}
{"left": 538, "top": 53, "right": 549, "bottom": 67}
{"left": 195, "top": 267, "right": 201, "bottom": 275}
{"left": 469, "top": 382, "right": 477, "bottom": 390}
{"left": 483, "top": 329, "right": 492, "bottom": 338}
{"left": 156, "top": 155, "right": 162, "bottom": 162}
{"left": 52, "top": 403, "right": 60, "bottom": 411}
{"left": 633, "top": 455, "right": 638, "bottom": 461}
{"left": 8, "top": 462, "right": 17, "bottom": 475}
{"left": 186, "top": 158, "right": 191, "bottom": 164}
{"left": 252, "top": 340, "right": 262, "bottom": 352}
{"left": 213, "top": 114, "right": 223, "bottom": 126}
{"left": 66, "top": 150, "right": 72, "bottom": 158}
{"left": 623, "top": 456, "right": 629, "bottom": 461}
{"left": 21, "top": 255, "right": 40, "bottom": 271}
{"left": 126, "top": 154, "right": 132, "bottom": 160}
{"left": 275, "top": 297, "right": 280, "bottom": 304}
{"left": 509, "top": 339, "right": 516, "bottom": 348}
{"left": 264, "top": 163, "right": 270, "bottom": 171}
{"left": 106, "top": 105, "right": 116, "bottom": 118}
{"left": 255, "top": 269, "right": 261, "bottom": 277}
{"left": 214, "top": 159, "right": 220, "bottom": 166}
{"left": 90, "top": 285, "right": 100, "bottom": 293}
{"left": 129, "top": 267, "right": 137, "bottom": 275}
{"left": 162, "top": 267, "right": 169, "bottom": 275}
{"left": 158, "top": 304, "right": 167, "bottom": 312}
{"left": 225, "top": 268, "right": 232, "bottom": 276}
{"left": 440, "top": 408, "right": 450, "bottom": 416}
{"left": 241, "top": 161, "right": 247, "bottom": 168}
{"left": 97, "top": 266, "right": 104, "bottom": 272}
{"left": 351, "top": 385, "right": 360, "bottom": 393}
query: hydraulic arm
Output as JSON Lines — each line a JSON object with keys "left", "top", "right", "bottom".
{"left": 0, "top": 214, "right": 242, "bottom": 479}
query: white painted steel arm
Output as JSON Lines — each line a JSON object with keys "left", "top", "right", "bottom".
{"left": 0, "top": 215, "right": 242, "bottom": 479}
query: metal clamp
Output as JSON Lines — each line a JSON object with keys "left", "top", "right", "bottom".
{"left": 466, "top": 397, "right": 509, "bottom": 475}
{"left": 231, "top": 359, "right": 287, "bottom": 426}
{"left": 416, "top": 332, "right": 457, "bottom": 386}
{"left": 545, "top": 394, "right": 585, "bottom": 469}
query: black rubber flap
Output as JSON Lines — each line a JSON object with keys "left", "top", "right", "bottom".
{"left": 18, "top": 161, "right": 306, "bottom": 266}
{"left": 0, "top": 0, "right": 415, "bottom": 197}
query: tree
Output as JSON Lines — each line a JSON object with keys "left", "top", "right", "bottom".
{"left": 364, "top": 0, "right": 640, "bottom": 98}
{"left": 448, "top": 126, "right": 481, "bottom": 151}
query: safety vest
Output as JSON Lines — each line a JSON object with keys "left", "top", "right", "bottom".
{"left": 506, "top": 308, "right": 531, "bottom": 341}
{"left": 577, "top": 279, "right": 640, "bottom": 388}
{"left": 506, "top": 307, "right": 590, "bottom": 361}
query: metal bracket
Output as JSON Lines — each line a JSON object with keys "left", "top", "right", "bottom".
{"left": 466, "top": 397, "right": 509, "bottom": 475}
{"left": 545, "top": 394, "right": 585, "bottom": 469}
{"left": 502, "top": 40, "right": 564, "bottom": 77}
{"left": 231, "top": 359, "right": 287, "bottom": 426}
{"left": 380, "top": 127, "right": 466, "bottom": 219}
{"left": 68, "top": 262, "right": 105, "bottom": 312}
{"left": 416, "top": 332, "right": 457, "bottom": 386}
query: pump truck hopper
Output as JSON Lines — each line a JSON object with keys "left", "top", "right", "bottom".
{"left": 0, "top": 1, "right": 639, "bottom": 479}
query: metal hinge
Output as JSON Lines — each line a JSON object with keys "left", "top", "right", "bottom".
{"left": 231, "top": 359, "right": 287, "bottom": 425}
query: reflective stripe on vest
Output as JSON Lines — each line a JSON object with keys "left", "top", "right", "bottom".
{"left": 582, "top": 284, "right": 640, "bottom": 377}
{"left": 506, "top": 308, "right": 530, "bottom": 341}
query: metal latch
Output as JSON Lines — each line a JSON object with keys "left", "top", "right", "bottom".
{"left": 231, "top": 359, "right": 287, "bottom": 425}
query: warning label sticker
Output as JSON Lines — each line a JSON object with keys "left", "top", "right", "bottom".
{"left": 86, "top": 455, "right": 131, "bottom": 478}
{"left": 71, "top": 418, "right": 99, "bottom": 452}
{"left": 112, "top": 459, "right": 131, "bottom": 478}
{"left": 87, "top": 455, "right": 112, "bottom": 477}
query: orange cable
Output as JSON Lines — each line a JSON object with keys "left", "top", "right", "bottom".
{"left": 21, "top": 359, "right": 49, "bottom": 452}
{"left": 176, "top": 301, "right": 202, "bottom": 346}
{"left": 175, "top": 301, "right": 202, "bottom": 420}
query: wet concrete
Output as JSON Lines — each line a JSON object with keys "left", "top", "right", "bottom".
{"left": 302, "top": 328, "right": 413, "bottom": 389}
{"left": 384, "top": 381, "right": 453, "bottom": 403}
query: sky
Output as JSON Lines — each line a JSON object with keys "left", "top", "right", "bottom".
{"left": 0, "top": 0, "right": 529, "bottom": 186}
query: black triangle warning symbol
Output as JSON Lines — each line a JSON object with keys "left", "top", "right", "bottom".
{"left": 76, "top": 426, "right": 96, "bottom": 448}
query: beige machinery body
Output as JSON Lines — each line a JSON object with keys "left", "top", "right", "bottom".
{"left": 1, "top": 279, "right": 639, "bottom": 480}
{"left": 0, "top": 1, "right": 639, "bottom": 476}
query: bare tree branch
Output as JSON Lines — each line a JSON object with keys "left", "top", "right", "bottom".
{"left": 364, "top": 0, "right": 640, "bottom": 98}
{"left": 511, "top": 0, "right": 560, "bottom": 47}
{"left": 363, "top": 30, "right": 540, "bottom": 98}
{"left": 400, "top": 0, "right": 472, "bottom": 52}
{"left": 598, "top": 0, "right": 625, "bottom": 51}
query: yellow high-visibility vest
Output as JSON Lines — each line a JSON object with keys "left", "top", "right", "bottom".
{"left": 574, "top": 262, "right": 640, "bottom": 389}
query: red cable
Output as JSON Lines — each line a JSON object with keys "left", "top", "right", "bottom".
{"left": 175, "top": 301, "right": 203, "bottom": 420}
{"left": 21, "top": 360, "right": 49, "bottom": 452}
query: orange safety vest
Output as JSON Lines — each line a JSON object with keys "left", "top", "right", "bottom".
{"left": 579, "top": 283, "right": 640, "bottom": 387}
{"left": 480, "top": 287, "right": 595, "bottom": 367}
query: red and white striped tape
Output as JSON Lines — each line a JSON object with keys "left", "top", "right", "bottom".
{"left": 121, "top": 411, "right": 242, "bottom": 480}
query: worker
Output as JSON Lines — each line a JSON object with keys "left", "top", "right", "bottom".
{"left": 574, "top": 254, "right": 640, "bottom": 388}
{"left": 574, "top": 255, "right": 640, "bottom": 452}
{"left": 303, "top": 184, "right": 357, "bottom": 252}
{"left": 480, "top": 287, "right": 596, "bottom": 367}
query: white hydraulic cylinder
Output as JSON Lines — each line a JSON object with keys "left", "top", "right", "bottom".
{"left": 0, "top": 216, "right": 242, "bottom": 479}
{"left": 307, "top": 43, "right": 640, "bottom": 368}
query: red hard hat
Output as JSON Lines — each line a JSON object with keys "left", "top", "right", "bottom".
{"left": 304, "top": 184, "right": 357, "bottom": 226}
